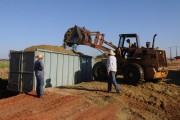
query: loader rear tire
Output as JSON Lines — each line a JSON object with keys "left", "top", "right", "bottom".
{"left": 92, "top": 62, "right": 107, "bottom": 81}
{"left": 123, "top": 63, "right": 144, "bottom": 85}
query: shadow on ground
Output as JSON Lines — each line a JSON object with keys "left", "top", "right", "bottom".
{"left": 57, "top": 78, "right": 126, "bottom": 93}
{"left": 57, "top": 85, "right": 108, "bottom": 93}
{"left": 56, "top": 70, "right": 180, "bottom": 93}
{"left": 0, "top": 78, "right": 19, "bottom": 99}
{"left": 165, "top": 70, "right": 180, "bottom": 86}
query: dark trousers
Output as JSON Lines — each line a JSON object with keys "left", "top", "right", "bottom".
{"left": 36, "top": 75, "right": 44, "bottom": 96}
{"left": 108, "top": 71, "right": 120, "bottom": 93}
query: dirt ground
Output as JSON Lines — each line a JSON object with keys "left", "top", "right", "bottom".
{"left": 0, "top": 69, "right": 179, "bottom": 120}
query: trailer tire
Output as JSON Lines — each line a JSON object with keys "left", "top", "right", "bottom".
{"left": 123, "top": 63, "right": 144, "bottom": 85}
{"left": 92, "top": 62, "right": 107, "bottom": 81}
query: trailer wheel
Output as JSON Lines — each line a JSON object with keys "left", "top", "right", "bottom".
{"left": 92, "top": 62, "right": 107, "bottom": 81}
{"left": 123, "top": 63, "right": 144, "bottom": 85}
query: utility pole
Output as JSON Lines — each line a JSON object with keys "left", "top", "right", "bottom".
{"left": 168, "top": 47, "right": 172, "bottom": 60}
{"left": 168, "top": 46, "right": 180, "bottom": 61}
{"left": 174, "top": 46, "right": 180, "bottom": 57}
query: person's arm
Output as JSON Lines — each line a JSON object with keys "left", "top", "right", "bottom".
{"left": 106, "top": 57, "right": 110, "bottom": 74}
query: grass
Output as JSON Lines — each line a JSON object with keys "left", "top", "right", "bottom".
{"left": 0, "top": 60, "right": 9, "bottom": 79}
{"left": 0, "top": 61, "right": 9, "bottom": 69}
{"left": 167, "top": 59, "right": 180, "bottom": 66}
{"left": 0, "top": 74, "right": 8, "bottom": 80}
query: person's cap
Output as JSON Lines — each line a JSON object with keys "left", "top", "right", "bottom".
{"left": 126, "top": 39, "right": 130, "bottom": 42}
{"left": 109, "top": 50, "right": 115, "bottom": 56}
{"left": 36, "top": 54, "right": 43, "bottom": 59}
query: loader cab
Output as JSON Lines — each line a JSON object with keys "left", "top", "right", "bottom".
{"left": 118, "top": 34, "right": 140, "bottom": 58}
{"left": 118, "top": 34, "right": 140, "bottom": 48}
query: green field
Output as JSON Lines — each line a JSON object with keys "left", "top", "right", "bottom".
{"left": 0, "top": 60, "right": 9, "bottom": 69}
{"left": 0, "top": 60, "right": 9, "bottom": 79}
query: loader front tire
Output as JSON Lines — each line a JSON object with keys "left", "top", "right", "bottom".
{"left": 123, "top": 63, "right": 144, "bottom": 85}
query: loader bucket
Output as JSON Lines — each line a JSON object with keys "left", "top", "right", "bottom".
{"left": 64, "top": 25, "right": 92, "bottom": 47}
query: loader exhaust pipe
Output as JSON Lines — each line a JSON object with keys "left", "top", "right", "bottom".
{"left": 152, "top": 34, "right": 157, "bottom": 49}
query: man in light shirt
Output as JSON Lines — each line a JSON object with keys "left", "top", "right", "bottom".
{"left": 106, "top": 50, "right": 120, "bottom": 94}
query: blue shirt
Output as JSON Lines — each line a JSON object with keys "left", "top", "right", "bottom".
{"left": 34, "top": 59, "right": 44, "bottom": 76}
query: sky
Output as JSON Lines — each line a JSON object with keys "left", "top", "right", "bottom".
{"left": 0, "top": 0, "right": 180, "bottom": 58}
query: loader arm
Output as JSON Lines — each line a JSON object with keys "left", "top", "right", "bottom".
{"left": 63, "top": 25, "right": 118, "bottom": 53}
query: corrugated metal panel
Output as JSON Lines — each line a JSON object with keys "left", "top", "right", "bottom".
{"left": 21, "top": 52, "right": 34, "bottom": 92}
{"left": 8, "top": 52, "right": 21, "bottom": 92}
{"left": 49, "top": 53, "right": 58, "bottom": 87}
{"left": 8, "top": 49, "right": 94, "bottom": 92}
{"left": 73, "top": 56, "right": 80, "bottom": 84}
{"left": 62, "top": 55, "right": 69, "bottom": 85}
{"left": 84, "top": 57, "right": 92, "bottom": 81}
{"left": 57, "top": 54, "right": 63, "bottom": 86}
{"left": 43, "top": 52, "right": 51, "bottom": 87}
{"left": 68, "top": 56, "right": 74, "bottom": 85}
{"left": 8, "top": 51, "right": 34, "bottom": 92}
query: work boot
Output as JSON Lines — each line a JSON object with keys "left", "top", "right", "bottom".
{"left": 117, "top": 90, "right": 120, "bottom": 94}
{"left": 37, "top": 94, "right": 43, "bottom": 98}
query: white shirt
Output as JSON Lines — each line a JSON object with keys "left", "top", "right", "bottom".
{"left": 106, "top": 55, "right": 117, "bottom": 72}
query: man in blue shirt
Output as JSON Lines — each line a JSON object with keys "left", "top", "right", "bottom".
{"left": 34, "top": 54, "right": 44, "bottom": 98}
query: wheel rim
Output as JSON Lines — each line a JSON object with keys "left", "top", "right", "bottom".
{"left": 128, "top": 71, "right": 134, "bottom": 79}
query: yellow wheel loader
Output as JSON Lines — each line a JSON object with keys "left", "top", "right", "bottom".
{"left": 64, "top": 25, "right": 168, "bottom": 84}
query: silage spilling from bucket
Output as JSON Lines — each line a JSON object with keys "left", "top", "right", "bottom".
{"left": 24, "top": 45, "right": 76, "bottom": 55}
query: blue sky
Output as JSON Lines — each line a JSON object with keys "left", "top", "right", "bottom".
{"left": 0, "top": 0, "right": 180, "bottom": 58}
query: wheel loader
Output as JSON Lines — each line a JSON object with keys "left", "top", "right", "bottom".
{"left": 63, "top": 25, "right": 168, "bottom": 84}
